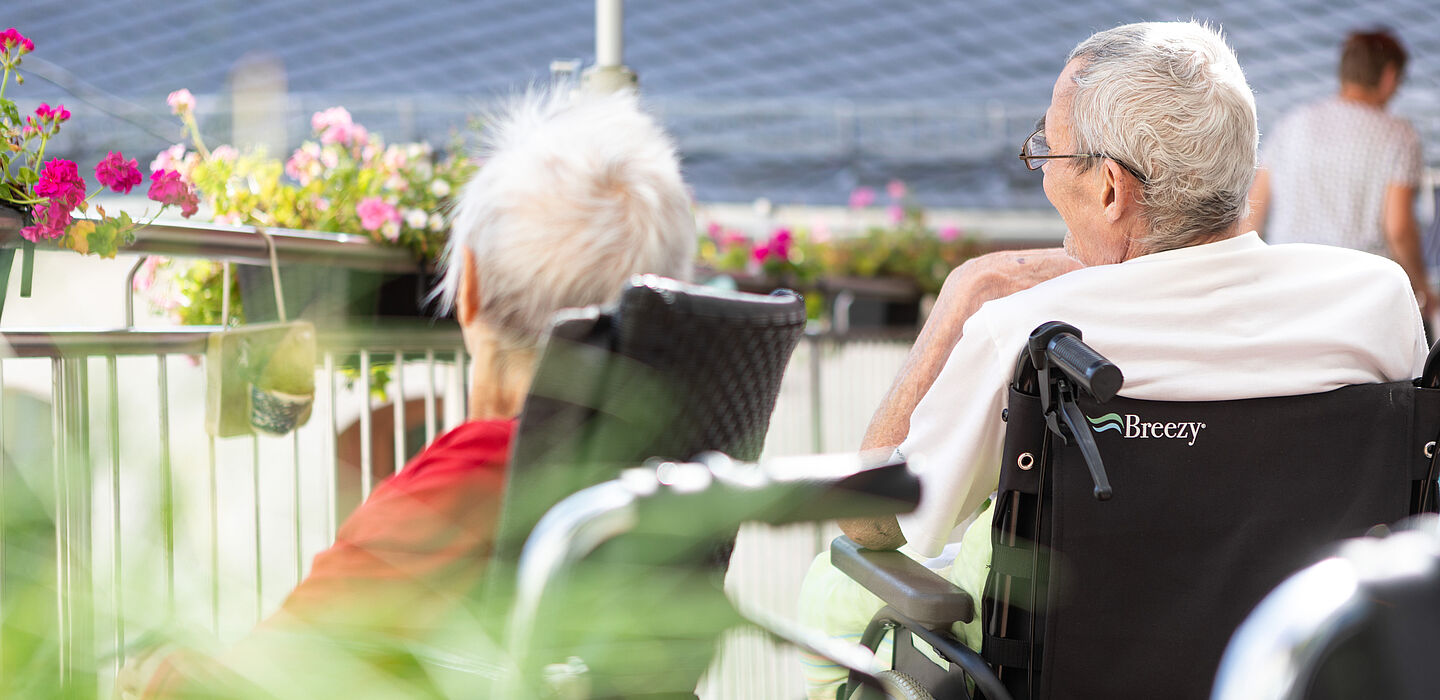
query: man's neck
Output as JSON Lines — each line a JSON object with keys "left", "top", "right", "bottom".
{"left": 1338, "top": 83, "right": 1388, "bottom": 109}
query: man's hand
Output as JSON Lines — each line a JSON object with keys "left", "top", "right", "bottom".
{"left": 839, "top": 248, "right": 1083, "bottom": 550}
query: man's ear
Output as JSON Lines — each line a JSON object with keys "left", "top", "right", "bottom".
{"left": 457, "top": 247, "right": 481, "bottom": 328}
{"left": 1101, "top": 159, "right": 1137, "bottom": 223}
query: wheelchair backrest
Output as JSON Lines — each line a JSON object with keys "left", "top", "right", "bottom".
{"left": 492, "top": 274, "right": 808, "bottom": 564}
{"left": 984, "top": 379, "right": 1440, "bottom": 700}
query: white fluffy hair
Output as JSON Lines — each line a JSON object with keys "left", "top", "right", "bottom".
{"left": 435, "top": 89, "right": 695, "bottom": 344}
{"left": 1067, "top": 21, "right": 1258, "bottom": 253}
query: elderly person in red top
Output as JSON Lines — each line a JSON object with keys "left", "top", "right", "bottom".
{"left": 119, "top": 89, "right": 696, "bottom": 699}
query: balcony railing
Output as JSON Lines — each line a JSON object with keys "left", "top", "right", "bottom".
{"left": 0, "top": 220, "right": 917, "bottom": 698}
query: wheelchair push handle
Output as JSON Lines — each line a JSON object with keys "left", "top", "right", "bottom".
{"left": 1028, "top": 322, "right": 1123, "bottom": 402}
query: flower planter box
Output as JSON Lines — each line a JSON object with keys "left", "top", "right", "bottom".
{"left": 0, "top": 204, "right": 31, "bottom": 321}
{"left": 235, "top": 264, "right": 445, "bottom": 325}
{"left": 701, "top": 267, "right": 923, "bottom": 331}
{"left": 816, "top": 275, "right": 922, "bottom": 331}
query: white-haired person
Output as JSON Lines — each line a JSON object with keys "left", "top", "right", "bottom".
{"left": 800, "top": 21, "right": 1425, "bottom": 698}
{"left": 119, "top": 89, "right": 696, "bottom": 699}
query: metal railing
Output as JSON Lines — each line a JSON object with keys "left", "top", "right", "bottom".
{"left": 1, "top": 221, "right": 918, "bottom": 698}
{"left": 2, "top": 325, "right": 471, "bottom": 691}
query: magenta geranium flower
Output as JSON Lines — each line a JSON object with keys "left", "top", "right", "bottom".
{"left": 938, "top": 225, "right": 962, "bottom": 242}
{"left": 35, "top": 159, "right": 87, "bottom": 209}
{"left": 95, "top": 151, "right": 143, "bottom": 194}
{"left": 1, "top": 27, "right": 33, "bottom": 55}
{"left": 767, "top": 228, "right": 793, "bottom": 259}
{"left": 356, "top": 196, "right": 400, "bottom": 231}
{"left": 35, "top": 103, "right": 70, "bottom": 124}
{"left": 147, "top": 169, "right": 199, "bottom": 218}
{"left": 849, "top": 186, "right": 876, "bottom": 209}
{"left": 19, "top": 200, "right": 72, "bottom": 243}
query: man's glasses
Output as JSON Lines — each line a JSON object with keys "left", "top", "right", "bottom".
{"left": 1019, "top": 123, "right": 1148, "bottom": 185}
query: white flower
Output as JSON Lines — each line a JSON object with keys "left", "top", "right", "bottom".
{"left": 380, "top": 220, "right": 401, "bottom": 242}
{"left": 428, "top": 213, "right": 446, "bottom": 231}
{"left": 404, "top": 208, "right": 429, "bottom": 229}
{"left": 428, "top": 179, "right": 451, "bottom": 197}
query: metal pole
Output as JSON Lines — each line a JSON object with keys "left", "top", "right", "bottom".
{"left": 157, "top": 355, "right": 175, "bottom": 612}
{"left": 809, "top": 334, "right": 824, "bottom": 453}
{"left": 583, "top": 0, "right": 637, "bottom": 93}
{"left": 107, "top": 356, "right": 124, "bottom": 673}
{"left": 359, "top": 350, "right": 373, "bottom": 497}
{"left": 324, "top": 352, "right": 338, "bottom": 540}
{"left": 53, "top": 358, "right": 94, "bottom": 692}
{"left": 252, "top": 435, "right": 263, "bottom": 621}
{"left": 423, "top": 350, "right": 437, "bottom": 445}
{"left": 596, "top": 0, "right": 622, "bottom": 66}
{"left": 393, "top": 351, "right": 406, "bottom": 474}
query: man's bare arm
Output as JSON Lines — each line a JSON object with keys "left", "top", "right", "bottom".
{"left": 1242, "top": 168, "right": 1271, "bottom": 238}
{"left": 1383, "top": 183, "right": 1437, "bottom": 314}
{"left": 838, "top": 248, "right": 1083, "bottom": 550}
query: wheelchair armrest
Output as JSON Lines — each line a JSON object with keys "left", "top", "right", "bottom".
{"left": 830, "top": 536, "right": 974, "bottom": 627}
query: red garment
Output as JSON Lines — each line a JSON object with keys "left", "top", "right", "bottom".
{"left": 138, "top": 419, "right": 514, "bottom": 698}
{"left": 276, "top": 418, "right": 514, "bottom": 633}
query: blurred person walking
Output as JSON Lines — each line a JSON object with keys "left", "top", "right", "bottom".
{"left": 1245, "top": 28, "right": 1436, "bottom": 314}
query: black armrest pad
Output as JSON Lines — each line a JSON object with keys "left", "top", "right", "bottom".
{"left": 830, "top": 536, "right": 974, "bottom": 626}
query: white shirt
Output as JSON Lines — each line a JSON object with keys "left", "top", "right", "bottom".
{"left": 1262, "top": 97, "right": 1422, "bottom": 256}
{"left": 897, "top": 233, "right": 1427, "bottom": 558}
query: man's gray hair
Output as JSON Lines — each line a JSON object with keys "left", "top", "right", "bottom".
{"left": 1067, "top": 21, "right": 1257, "bottom": 252}
{"left": 435, "top": 89, "right": 695, "bottom": 343}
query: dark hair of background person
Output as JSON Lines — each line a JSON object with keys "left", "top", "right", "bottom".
{"left": 1340, "top": 29, "right": 1408, "bottom": 87}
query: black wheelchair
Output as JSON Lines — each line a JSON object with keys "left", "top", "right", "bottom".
{"left": 830, "top": 321, "right": 1440, "bottom": 700}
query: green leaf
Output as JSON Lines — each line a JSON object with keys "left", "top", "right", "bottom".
{"left": 18, "top": 166, "right": 36, "bottom": 185}
{"left": 87, "top": 219, "right": 123, "bottom": 258}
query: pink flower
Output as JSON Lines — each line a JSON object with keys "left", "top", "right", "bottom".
{"left": 150, "top": 144, "right": 187, "bottom": 174}
{"left": 35, "top": 159, "right": 87, "bottom": 209}
{"left": 382, "top": 145, "right": 408, "bottom": 172}
{"left": 210, "top": 145, "right": 238, "bottom": 162}
{"left": 887, "top": 179, "right": 908, "bottom": 201}
{"left": 706, "top": 221, "right": 722, "bottom": 239}
{"left": 810, "top": 219, "right": 832, "bottom": 243}
{"left": 1, "top": 28, "right": 33, "bottom": 55}
{"left": 886, "top": 204, "right": 905, "bottom": 225}
{"left": 132, "top": 256, "right": 163, "bottom": 292}
{"left": 20, "top": 200, "right": 72, "bottom": 243}
{"left": 848, "top": 186, "right": 875, "bottom": 209}
{"left": 720, "top": 229, "right": 748, "bottom": 250}
{"left": 284, "top": 143, "right": 321, "bottom": 184}
{"left": 767, "top": 228, "right": 793, "bottom": 260}
{"left": 147, "top": 169, "right": 199, "bottom": 218}
{"left": 938, "top": 225, "right": 962, "bottom": 242}
{"left": 35, "top": 103, "right": 71, "bottom": 124}
{"left": 751, "top": 244, "right": 771, "bottom": 264}
{"left": 166, "top": 89, "right": 196, "bottom": 116}
{"left": 312, "top": 107, "right": 357, "bottom": 146}
{"left": 95, "top": 151, "right": 143, "bottom": 194}
{"left": 356, "top": 197, "right": 400, "bottom": 232}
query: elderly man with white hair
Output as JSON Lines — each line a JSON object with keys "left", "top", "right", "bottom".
{"left": 121, "top": 89, "right": 695, "bottom": 699}
{"left": 801, "top": 20, "right": 1426, "bottom": 697}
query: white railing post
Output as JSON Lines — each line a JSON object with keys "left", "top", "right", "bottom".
{"left": 583, "top": 0, "right": 637, "bottom": 94}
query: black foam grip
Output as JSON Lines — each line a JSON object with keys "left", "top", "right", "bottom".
{"left": 1048, "top": 333, "right": 1123, "bottom": 402}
